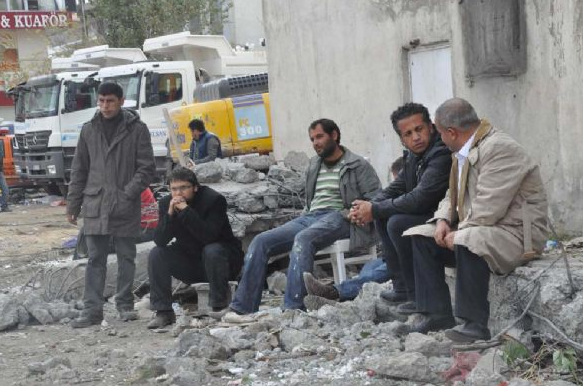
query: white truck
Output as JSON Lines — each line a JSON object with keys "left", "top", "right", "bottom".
{"left": 13, "top": 33, "right": 267, "bottom": 194}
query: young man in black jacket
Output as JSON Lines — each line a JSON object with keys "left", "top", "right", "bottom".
{"left": 350, "top": 103, "right": 451, "bottom": 313}
{"left": 147, "top": 167, "right": 244, "bottom": 328}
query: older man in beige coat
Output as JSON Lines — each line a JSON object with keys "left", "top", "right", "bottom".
{"left": 404, "top": 98, "right": 548, "bottom": 343}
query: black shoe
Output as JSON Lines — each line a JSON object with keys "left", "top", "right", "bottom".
{"left": 303, "top": 272, "right": 339, "bottom": 300}
{"left": 445, "top": 321, "right": 491, "bottom": 343}
{"left": 396, "top": 301, "right": 417, "bottom": 315}
{"left": 409, "top": 313, "right": 455, "bottom": 334}
{"left": 1, "top": 206, "right": 11, "bottom": 213}
{"left": 147, "top": 311, "right": 176, "bottom": 329}
{"left": 70, "top": 311, "right": 103, "bottom": 328}
{"left": 380, "top": 289, "right": 407, "bottom": 303}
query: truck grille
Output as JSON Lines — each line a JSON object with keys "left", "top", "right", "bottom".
{"left": 24, "top": 131, "right": 51, "bottom": 152}
{"left": 14, "top": 134, "right": 26, "bottom": 150}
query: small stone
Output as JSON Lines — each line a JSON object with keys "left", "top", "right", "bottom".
{"left": 131, "top": 356, "right": 166, "bottom": 381}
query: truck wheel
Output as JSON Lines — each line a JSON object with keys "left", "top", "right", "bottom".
{"left": 43, "top": 184, "right": 62, "bottom": 196}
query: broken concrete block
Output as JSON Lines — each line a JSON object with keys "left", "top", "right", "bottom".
{"left": 404, "top": 332, "right": 453, "bottom": 357}
{"left": 194, "top": 162, "right": 223, "bottom": 183}
{"left": 224, "top": 162, "right": 245, "bottom": 176}
{"left": 232, "top": 167, "right": 259, "bottom": 184}
{"left": 176, "top": 330, "right": 230, "bottom": 359}
{"left": 243, "top": 155, "right": 275, "bottom": 171}
{"left": 23, "top": 293, "right": 54, "bottom": 325}
{"left": 284, "top": 151, "right": 310, "bottom": 173}
{"left": 266, "top": 271, "right": 287, "bottom": 295}
{"left": 267, "top": 165, "right": 298, "bottom": 181}
{"left": 0, "top": 295, "right": 21, "bottom": 331}
{"left": 465, "top": 368, "right": 507, "bottom": 386}
{"left": 365, "top": 352, "right": 429, "bottom": 382}
{"left": 237, "top": 196, "right": 265, "bottom": 213}
{"left": 279, "top": 328, "right": 325, "bottom": 352}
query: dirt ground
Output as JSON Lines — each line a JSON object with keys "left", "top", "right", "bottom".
{"left": 0, "top": 204, "right": 183, "bottom": 386}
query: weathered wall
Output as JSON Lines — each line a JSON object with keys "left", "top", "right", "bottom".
{"left": 263, "top": 0, "right": 583, "bottom": 233}
{"left": 224, "top": 0, "right": 265, "bottom": 47}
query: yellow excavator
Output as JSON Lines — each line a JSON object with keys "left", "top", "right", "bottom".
{"left": 167, "top": 73, "right": 272, "bottom": 165}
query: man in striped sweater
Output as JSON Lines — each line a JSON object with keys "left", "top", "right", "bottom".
{"left": 228, "top": 118, "right": 381, "bottom": 315}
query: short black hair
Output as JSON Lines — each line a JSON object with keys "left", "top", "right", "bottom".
{"left": 308, "top": 118, "right": 341, "bottom": 144}
{"left": 168, "top": 167, "right": 199, "bottom": 187}
{"left": 390, "top": 156, "right": 404, "bottom": 176}
{"left": 188, "top": 119, "right": 206, "bottom": 132}
{"left": 97, "top": 82, "right": 123, "bottom": 99}
{"left": 390, "top": 103, "right": 432, "bottom": 136}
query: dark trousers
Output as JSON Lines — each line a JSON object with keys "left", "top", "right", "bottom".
{"left": 148, "top": 243, "right": 238, "bottom": 311}
{"left": 412, "top": 235, "right": 491, "bottom": 326}
{"left": 84, "top": 235, "right": 136, "bottom": 313}
{"left": 375, "top": 213, "right": 430, "bottom": 301}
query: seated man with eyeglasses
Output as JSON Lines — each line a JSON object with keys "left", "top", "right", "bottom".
{"left": 146, "top": 167, "right": 244, "bottom": 329}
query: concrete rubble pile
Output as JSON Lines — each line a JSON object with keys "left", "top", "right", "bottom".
{"left": 128, "top": 280, "right": 583, "bottom": 385}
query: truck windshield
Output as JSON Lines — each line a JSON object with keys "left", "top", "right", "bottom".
{"left": 26, "top": 82, "right": 60, "bottom": 119}
{"left": 102, "top": 74, "right": 140, "bottom": 109}
{"left": 63, "top": 80, "right": 98, "bottom": 113}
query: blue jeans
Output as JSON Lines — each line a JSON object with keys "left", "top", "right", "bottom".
{"left": 230, "top": 210, "right": 350, "bottom": 314}
{"left": 334, "top": 258, "right": 389, "bottom": 300}
{"left": 0, "top": 172, "right": 9, "bottom": 208}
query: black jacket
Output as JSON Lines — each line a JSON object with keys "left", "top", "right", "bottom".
{"left": 154, "top": 186, "right": 243, "bottom": 265}
{"left": 371, "top": 132, "right": 452, "bottom": 218}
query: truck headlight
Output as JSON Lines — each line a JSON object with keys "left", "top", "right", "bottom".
{"left": 15, "top": 165, "right": 21, "bottom": 173}
{"left": 47, "top": 165, "right": 57, "bottom": 175}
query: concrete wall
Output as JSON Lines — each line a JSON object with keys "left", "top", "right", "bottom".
{"left": 224, "top": 0, "right": 265, "bottom": 47}
{"left": 263, "top": 0, "right": 583, "bottom": 233}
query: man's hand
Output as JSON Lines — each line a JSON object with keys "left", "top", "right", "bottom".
{"left": 444, "top": 231, "right": 456, "bottom": 251}
{"left": 434, "top": 219, "right": 451, "bottom": 248}
{"left": 169, "top": 197, "right": 187, "bottom": 215}
{"left": 349, "top": 200, "right": 374, "bottom": 226}
{"left": 67, "top": 213, "right": 77, "bottom": 225}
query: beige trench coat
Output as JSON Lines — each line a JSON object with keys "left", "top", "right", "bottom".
{"left": 404, "top": 121, "right": 549, "bottom": 274}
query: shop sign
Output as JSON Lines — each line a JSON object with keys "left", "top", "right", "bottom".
{"left": 0, "top": 12, "right": 71, "bottom": 30}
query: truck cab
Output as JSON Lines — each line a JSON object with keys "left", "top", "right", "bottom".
{"left": 16, "top": 71, "right": 98, "bottom": 194}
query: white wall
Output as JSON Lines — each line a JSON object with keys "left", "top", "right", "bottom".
{"left": 224, "top": 0, "right": 265, "bottom": 47}
{"left": 263, "top": 0, "right": 583, "bottom": 233}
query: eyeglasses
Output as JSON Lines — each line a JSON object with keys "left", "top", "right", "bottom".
{"left": 170, "top": 184, "right": 193, "bottom": 193}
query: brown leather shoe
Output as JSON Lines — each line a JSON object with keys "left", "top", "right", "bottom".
{"left": 303, "top": 272, "right": 339, "bottom": 300}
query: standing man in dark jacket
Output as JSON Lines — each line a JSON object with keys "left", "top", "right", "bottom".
{"left": 350, "top": 103, "right": 451, "bottom": 313}
{"left": 67, "top": 82, "right": 156, "bottom": 328}
{"left": 189, "top": 119, "right": 222, "bottom": 164}
{"left": 147, "top": 167, "right": 244, "bottom": 328}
